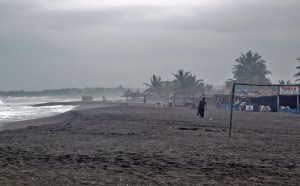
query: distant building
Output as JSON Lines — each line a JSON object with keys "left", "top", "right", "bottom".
{"left": 121, "top": 89, "right": 144, "bottom": 101}
{"left": 82, "top": 95, "right": 93, "bottom": 101}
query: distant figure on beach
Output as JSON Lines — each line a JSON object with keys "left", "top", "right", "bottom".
{"left": 197, "top": 97, "right": 207, "bottom": 118}
{"left": 168, "top": 98, "right": 173, "bottom": 108}
{"left": 216, "top": 98, "right": 220, "bottom": 110}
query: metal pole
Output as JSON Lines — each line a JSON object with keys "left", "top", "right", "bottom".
{"left": 297, "top": 86, "right": 299, "bottom": 109}
{"left": 229, "top": 83, "right": 236, "bottom": 137}
{"left": 225, "top": 83, "right": 297, "bottom": 136}
{"left": 277, "top": 85, "right": 280, "bottom": 112}
{"left": 297, "top": 94, "right": 299, "bottom": 109}
{"left": 193, "top": 93, "right": 195, "bottom": 106}
{"left": 174, "top": 94, "right": 176, "bottom": 106}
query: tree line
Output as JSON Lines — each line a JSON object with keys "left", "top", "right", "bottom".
{"left": 144, "top": 50, "right": 300, "bottom": 100}
{"left": 143, "top": 69, "right": 213, "bottom": 100}
{"left": 0, "top": 86, "right": 127, "bottom": 98}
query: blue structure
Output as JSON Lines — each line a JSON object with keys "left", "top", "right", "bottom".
{"left": 279, "top": 109, "right": 300, "bottom": 113}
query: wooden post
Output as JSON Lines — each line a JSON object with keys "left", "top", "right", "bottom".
{"left": 229, "top": 83, "right": 236, "bottom": 137}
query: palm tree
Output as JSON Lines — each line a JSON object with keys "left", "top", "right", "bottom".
{"left": 278, "top": 80, "right": 292, "bottom": 85}
{"left": 143, "top": 74, "right": 163, "bottom": 89}
{"left": 205, "top": 84, "right": 213, "bottom": 91}
{"left": 232, "top": 51, "right": 272, "bottom": 84}
{"left": 172, "top": 69, "right": 204, "bottom": 96}
{"left": 143, "top": 74, "right": 164, "bottom": 99}
{"left": 294, "top": 58, "right": 300, "bottom": 82}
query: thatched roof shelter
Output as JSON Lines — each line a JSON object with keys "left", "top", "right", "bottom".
{"left": 121, "top": 89, "right": 144, "bottom": 100}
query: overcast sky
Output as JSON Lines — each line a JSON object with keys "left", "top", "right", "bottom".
{"left": 1, "top": 0, "right": 300, "bottom": 90}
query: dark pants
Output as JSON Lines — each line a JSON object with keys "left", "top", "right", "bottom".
{"left": 197, "top": 108, "right": 205, "bottom": 117}
{"left": 197, "top": 107, "right": 204, "bottom": 118}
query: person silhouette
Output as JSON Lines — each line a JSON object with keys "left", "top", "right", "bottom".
{"left": 197, "top": 97, "right": 207, "bottom": 118}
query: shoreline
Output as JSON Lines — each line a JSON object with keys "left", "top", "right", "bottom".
{"left": 31, "top": 100, "right": 127, "bottom": 110}
{"left": 0, "top": 101, "right": 128, "bottom": 131}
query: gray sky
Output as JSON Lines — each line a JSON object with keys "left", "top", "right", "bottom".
{"left": 1, "top": 0, "right": 300, "bottom": 90}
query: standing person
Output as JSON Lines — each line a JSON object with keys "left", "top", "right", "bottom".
{"left": 216, "top": 97, "right": 220, "bottom": 110}
{"left": 168, "top": 97, "right": 173, "bottom": 108}
{"left": 198, "top": 97, "right": 207, "bottom": 118}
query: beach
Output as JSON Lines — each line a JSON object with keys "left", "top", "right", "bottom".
{"left": 0, "top": 103, "right": 300, "bottom": 185}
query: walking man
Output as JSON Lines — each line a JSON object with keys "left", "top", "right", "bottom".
{"left": 197, "top": 97, "right": 207, "bottom": 118}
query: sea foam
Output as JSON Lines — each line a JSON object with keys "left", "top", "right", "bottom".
{"left": 0, "top": 97, "right": 77, "bottom": 127}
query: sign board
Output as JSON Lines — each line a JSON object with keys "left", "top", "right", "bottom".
{"left": 246, "top": 105, "right": 253, "bottom": 111}
{"left": 280, "top": 86, "right": 299, "bottom": 95}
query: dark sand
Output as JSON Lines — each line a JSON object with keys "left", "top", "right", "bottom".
{"left": 0, "top": 103, "right": 300, "bottom": 185}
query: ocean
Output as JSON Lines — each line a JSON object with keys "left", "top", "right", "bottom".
{"left": 0, "top": 97, "right": 78, "bottom": 128}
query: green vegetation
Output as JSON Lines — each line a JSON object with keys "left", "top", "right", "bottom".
{"left": 143, "top": 75, "right": 164, "bottom": 97}
{"left": 0, "top": 86, "right": 127, "bottom": 98}
{"left": 172, "top": 69, "right": 204, "bottom": 96}
{"left": 278, "top": 80, "right": 292, "bottom": 85}
{"left": 225, "top": 50, "right": 272, "bottom": 88}
{"left": 143, "top": 69, "right": 208, "bottom": 100}
{"left": 294, "top": 58, "right": 300, "bottom": 82}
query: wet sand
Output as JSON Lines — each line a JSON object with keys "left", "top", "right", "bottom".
{"left": 0, "top": 104, "right": 300, "bottom": 185}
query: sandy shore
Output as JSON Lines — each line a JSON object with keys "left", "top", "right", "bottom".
{"left": 32, "top": 100, "right": 128, "bottom": 111}
{"left": 0, "top": 103, "right": 300, "bottom": 185}
{"left": 1, "top": 101, "right": 125, "bottom": 131}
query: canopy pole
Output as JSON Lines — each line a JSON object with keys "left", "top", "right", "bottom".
{"left": 277, "top": 85, "right": 280, "bottom": 112}
{"left": 229, "top": 83, "right": 236, "bottom": 137}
